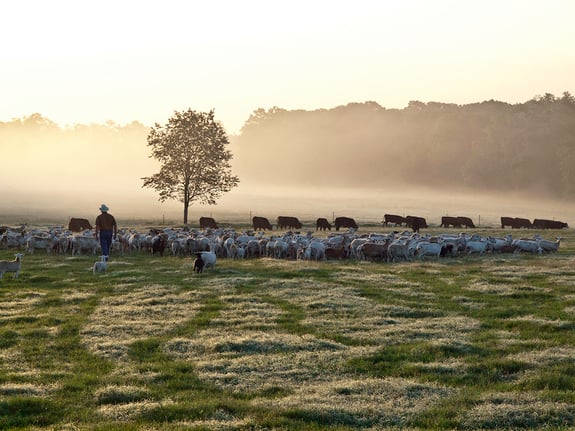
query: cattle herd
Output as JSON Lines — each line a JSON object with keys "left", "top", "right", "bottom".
{"left": 0, "top": 213, "right": 567, "bottom": 266}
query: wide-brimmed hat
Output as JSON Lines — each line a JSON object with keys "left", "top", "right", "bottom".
{"left": 99, "top": 204, "right": 109, "bottom": 212}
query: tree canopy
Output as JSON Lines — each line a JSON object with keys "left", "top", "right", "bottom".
{"left": 142, "top": 109, "right": 239, "bottom": 224}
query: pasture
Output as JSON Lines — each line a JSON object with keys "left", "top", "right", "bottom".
{"left": 1, "top": 224, "right": 575, "bottom": 430}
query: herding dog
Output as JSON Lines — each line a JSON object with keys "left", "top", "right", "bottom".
{"left": 193, "top": 253, "right": 205, "bottom": 273}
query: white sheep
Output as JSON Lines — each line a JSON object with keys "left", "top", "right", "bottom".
{"left": 0, "top": 253, "right": 24, "bottom": 279}
{"left": 92, "top": 256, "right": 108, "bottom": 274}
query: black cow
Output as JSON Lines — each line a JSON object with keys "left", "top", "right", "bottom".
{"left": 532, "top": 219, "right": 569, "bottom": 229}
{"left": 68, "top": 217, "right": 93, "bottom": 232}
{"left": 406, "top": 215, "right": 428, "bottom": 232}
{"left": 440, "top": 216, "right": 461, "bottom": 228}
{"left": 383, "top": 214, "right": 406, "bottom": 227}
{"left": 334, "top": 216, "right": 358, "bottom": 231}
{"left": 199, "top": 216, "right": 218, "bottom": 229}
{"left": 501, "top": 216, "right": 515, "bottom": 229}
{"left": 456, "top": 216, "right": 475, "bottom": 228}
{"left": 501, "top": 217, "right": 533, "bottom": 229}
{"left": 316, "top": 218, "right": 332, "bottom": 231}
{"left": 277, "top": 216, "right": 302, "bottom": 230}
{"left": 514, "top": 217, "right": 533, "bottom": 229}
{"left": 252, "top": 216, "right": 273, "bottom": 231}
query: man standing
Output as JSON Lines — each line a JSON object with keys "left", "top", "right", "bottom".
{"left": 95, "top": 204, "right": 117, "bottom": 261}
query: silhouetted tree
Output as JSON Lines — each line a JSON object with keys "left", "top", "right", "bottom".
{"left": 142, "top": 109, "right": 239, "bottom": 224}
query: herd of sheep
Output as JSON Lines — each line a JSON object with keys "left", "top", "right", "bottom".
{"left": 0, "top": 216, "right": 564, "bottom": 276}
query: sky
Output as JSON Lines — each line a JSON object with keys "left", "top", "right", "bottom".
{"left": 2, "top": 0, "right": 575, "bottom": 224}
{"left": 2, "top": 0, "right": 574, "bottom": 135}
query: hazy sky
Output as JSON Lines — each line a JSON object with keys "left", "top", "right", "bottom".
{"left": 2, "top": 0, "right": 574, "bottom": 135}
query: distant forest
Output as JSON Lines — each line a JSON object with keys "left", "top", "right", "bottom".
{"left": 234, "top": 92, "right": 575, "bottom": 199}
{"left": 2, "top": 92, "right": 574, "bottom": 201}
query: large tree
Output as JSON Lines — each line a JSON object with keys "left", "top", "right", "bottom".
{"left": 142, "top": 109, "right": 239, "bottom": 224}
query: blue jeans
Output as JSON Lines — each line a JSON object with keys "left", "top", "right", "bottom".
{"left": 99, "top": 231, "right": 113, "bottom": 258}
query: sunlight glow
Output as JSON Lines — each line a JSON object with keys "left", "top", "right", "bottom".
{"left": 1, "top": 0, "right": 574, "bottom": 222}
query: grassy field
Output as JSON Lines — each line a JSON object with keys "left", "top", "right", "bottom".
{"left": 1, "top": 226, "right": 574, "bottom": 430}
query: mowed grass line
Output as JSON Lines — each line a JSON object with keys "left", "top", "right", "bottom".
{"left": 0, "top": 228, "right": 574, "bottom": 429}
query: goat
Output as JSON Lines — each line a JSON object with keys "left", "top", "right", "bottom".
{"left": 535, "top": 236, "right": 561, "bottom": 253}
{"left": 512, "top": 238, "right": 542, "bottom": 254}
{"left": 415, "top": 241, "right": 442, "bottom": 260}
{"left": 198, "top": 251, "right": 216, "bottom": 270}
{"left": 0, "top": 253, "right": 24, "bottom": 279}
{"left": 92, "top": 255, "right": 108, "bottom": 274}
{"left": 387, "top": 240, "right": 410, "bottom": 262}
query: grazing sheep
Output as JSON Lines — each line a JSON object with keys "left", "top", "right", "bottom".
{"left": 0, "top": 253, "right": 24, "bottom": 279}
{"left": 92, "top": 255, "right": 108, "bottom": 274}
{"left": 198, "top": 251, "right": 216, "bottom": 270}
{"left": 193, "top": 253, "right": 205, "bottom": 273}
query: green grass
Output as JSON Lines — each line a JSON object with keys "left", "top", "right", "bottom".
{"left": 0, "top": 227, "right": 575, "bottom": 429}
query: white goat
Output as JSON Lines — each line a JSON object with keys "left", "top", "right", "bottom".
{"left": 198, "top": 251, "right": 217, "bottom": 269}
{"left": 0, "top": 253, "right": 24, "bottom": 279}
{"left": 536, "top": 236, "right": 562, "bottom": 253}
{"left": 92, "top": 255, "right": 108, "bottom": 274}
{"left": 512, "top": 238, "right": 542, "bottom": 254}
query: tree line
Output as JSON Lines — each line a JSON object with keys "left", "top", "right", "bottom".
{"left": 234, "top": 92, "right": 575, "bottom": 199}
{"left": 3, "top": 92, "right": 574, "bottom": 212}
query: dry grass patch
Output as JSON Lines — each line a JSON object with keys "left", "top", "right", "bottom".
{"left": 164, "top": 312, "right": 479, "bottom": 399}
{"left": 337, "top": 270, "right": 425, "bottom": 287}
{"left": 464, "top": 279, "right": 516, "bottom": 295}
{"left": 196, "top": 346, "right": 380, "bottom": 393}
{"left": 166, "top": 330, "right": 344, "bottom": 357}
{"left": 410, "top": 358, "right": 468, "bottom": 376}
{"left": 59, "top": 290, "right": 95, "bottom": 302}
{"left": 507, "top": 314, "right": 571, "bottom": 327}
{"left": 483, "top": 330, "right": 536, "bottom": 350}
{"left": 81, "top": 285, "right": 202, "bottom": 360}
{"left": 0, "top": 382, "right": 59, "bottom": 397}
{"left": 452, "top": 295, "right": 486, "bottom": 310}
{"left": 0, "top": 347, "right": 61, "bottom": 382}
{"left": 0, "top": 290, "right": 45, "bottom": 319}
{"left": 210, "top": 295, "right": 281, "bottom": 329}
{"left": 488, "top": 265, "right": 539, "bottom": 278}
{"left": 254, "top": 376, "right": 456, "bottom": 426}
{"left": 98, "top": 398, "right": 176, "bottom": 422}
{"left": 460, "top": 392, "right": 575, "bottom": 429}
{"left": 507, "top": 346, "right": 575, "bottom": 365}
{"left": 172, "top": 416, "right": 255, "bottom": 430}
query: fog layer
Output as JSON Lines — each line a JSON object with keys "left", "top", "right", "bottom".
{"left": 1, "top": 95, "right": 575, "bottom": 227}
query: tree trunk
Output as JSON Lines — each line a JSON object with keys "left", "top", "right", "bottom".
{"left": 183, "top": 200, "right": 189, "bottom": 225}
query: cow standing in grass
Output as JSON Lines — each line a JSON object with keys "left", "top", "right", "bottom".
{"left": 253, "top": 216, "right": 273, "bottom": 231}
{"left": 316, "top": 218, "right": 332, "bottom": 231}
